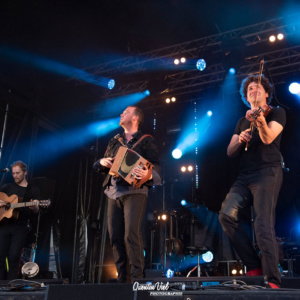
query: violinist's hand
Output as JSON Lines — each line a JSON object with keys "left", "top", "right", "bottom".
{"left": 100, "top": 157, "right": 114, "bottom": 168}
{"left": 0, "top": 200, "right": 6, "bottom": 207}
{"left": 254, "top": 113, "right": 267, "bottom": 128}
{"left": 245, "top": 108, "right": 261, "bottom": 122}
{"left": 238, "top": 128, "right": 252, "bottom": 144}
{"left": 132, "top": 166, "right": 149, "bottom": 180}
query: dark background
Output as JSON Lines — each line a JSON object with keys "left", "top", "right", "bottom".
{"left": 0, "top": 0, "right": 300, "bottom": 282}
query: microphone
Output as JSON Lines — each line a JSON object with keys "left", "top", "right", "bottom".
{"left": 114, "top": 133, "right": 121, "bottom": 140}
{"left": 0, "top": 168, "right": 9, "bottom": 173}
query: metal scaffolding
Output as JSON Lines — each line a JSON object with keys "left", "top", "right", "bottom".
{"left": 73, "top": 14, "right": 300, "bottom": 106}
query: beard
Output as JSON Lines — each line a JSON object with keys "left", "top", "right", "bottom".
{"left": 119, "top": 119, "right": 132, "bottom": 128}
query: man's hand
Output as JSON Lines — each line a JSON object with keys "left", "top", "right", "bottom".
{"left": 100, "top": 157, "right": 114, "bottom": 168}
{"left": 245, "top": 108, "right": 260, "bottom": 122}
{"left": 132, "top": 166, "right": 150, "bottom": 180}
{"left": 29, "top": 199, "right": 39, "bottom": 213}
{"left": 246, "top": 108, "right": 267, "bottom": 128}
{"left": 238, "top": 128, "right": 252, "bottom": 144}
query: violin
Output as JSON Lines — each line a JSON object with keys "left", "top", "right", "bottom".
{"left": 245, "top": 59, "right": 273, "bottom": 151}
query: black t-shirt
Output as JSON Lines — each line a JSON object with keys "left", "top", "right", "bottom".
{"left": 233, "top": 106, "right": 286, "bottom": 172}
{"left": 0, "top": 182, "right": 40, "bottom": 224}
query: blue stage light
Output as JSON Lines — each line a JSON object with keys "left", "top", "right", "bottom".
{"left": 202, "top": 251, "right": 214, "bottom": 263}
{"left": 181, "top": 199, "right": 187, "bottom": 206}
{"left": 196, "top": 59, "right": 206, "bottom": 71}
{"left": 144, "top": 89, "right": 150, "bottom": 96}
{"left": 229, "top": 68, "right": 236, "bottom": 75}
{"left": 289, "top": 82, "right": 300, "bottom": 94}
{"left": 207, "top": 110, "right": 213, "bottom": 117}
{"left": 166, "top": 269, "right": 174, "bottom": 278}
{"left": 108, "top": 79, "right": 115, "bottom": 90}
{"left": 172, "top": 149, "right": 182, "bottom": 159}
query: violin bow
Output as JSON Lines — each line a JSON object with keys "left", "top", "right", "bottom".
{"left": 245, "top": 59, "right": 265, "bottom": 151}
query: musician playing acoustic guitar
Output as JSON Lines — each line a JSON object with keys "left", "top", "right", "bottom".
{"left": 93, "top": 106, "right": 161, "bottom": 283}
{"left": 0, "top": 161, "right": 40, "bottom": 280}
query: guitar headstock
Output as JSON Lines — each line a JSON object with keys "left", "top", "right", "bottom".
{"left": 39, "top": 199, "right": 51, "bottom": 208}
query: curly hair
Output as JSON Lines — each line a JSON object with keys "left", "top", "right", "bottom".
{"left": 240, "top": 75, "right": 273, "bottom": 108}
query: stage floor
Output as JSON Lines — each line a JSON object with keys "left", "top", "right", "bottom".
{"left": 0, "top": 276, "right": 300, "bottom": 300}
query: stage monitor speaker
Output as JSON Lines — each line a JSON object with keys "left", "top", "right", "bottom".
{"left": 46, "top": 283, "right": 134, "bottom": 300}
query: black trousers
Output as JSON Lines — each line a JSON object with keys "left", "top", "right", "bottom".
{"left": 107, "top": 193, "right": 146, "bottom": 282}
{"left": 219, "top": 166, "right": 282, "bottom": 285}
{"left": 0, "top": 222, "right": 28, "bottom": 280}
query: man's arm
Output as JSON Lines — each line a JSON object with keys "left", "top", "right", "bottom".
{"left": 227, "top": 129, "right": 252, "bottom": 157}
{"left": 247, "top": 110, "right": 284, "bottom": 145}
{"left": 256, "top": 120, "right": 283, "bottom": 145}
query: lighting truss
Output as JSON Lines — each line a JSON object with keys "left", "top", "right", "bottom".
{"left": 98, "top": 45, "right": 300, "bottom": 103}
{"left": 71, "top": 14, "right": 300, "bottom": 80}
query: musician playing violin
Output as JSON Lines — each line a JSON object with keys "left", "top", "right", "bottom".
{"left": 93, "top": 106, "right": 161, "bottom": 283}
{"left": 219, "top": 75, "right": 286, "bottom": 289}
{"left": 0, "top": 161, "right": 40, "bottom": 280}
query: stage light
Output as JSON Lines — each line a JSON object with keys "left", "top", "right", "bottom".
{"left": 180, "top": 57, "right": 186, "bottom": 63}
{"left": 196, "top": 59, "right": 206, "bottom": 71}
{"left": 231, "top": 262, "right": 243, "bottom": 276}
{"left": 229, "top": 68, "right": 236, "bottom": 75}
{"left": 144, "top": 89, "right": 150, "bottom": 96}
{"left": 172, "top": 149, "right": 182, "bottom": 159}
{"left": 166, "top": 98, "right": 171, "bottom": 103}
{"left": 202, "top": 251, "right": 214, "bottom": 263}
{"left": 207, "top": 110, "right": 213, "bottom": 117}
{"left": 289, "top": 82, "right": 300, "bottom": 94}
{"left": 166, "top": 269, "right": 174, "bottom": 278}
{"left": 187, "top": 165, "right": 193, "bottom": 172}
{"left": 161, "top": 214, "right": 167, "bottom": 221}
{"left": 277, "top": 33, "right": 284, "bottom": 40}
{"left": 171, "top": 97, "right": 176, "bottom": 102}
{"left": 269, "top": 35, "right": 276, "bottom": 42}
{"left": 108, "top": 79, "right": 115, "bottom": 90}
{"left": 174, "top": 58, "right": 180, "bottom": 65}
{"left": 181, "top": 199, "right": 187, "bottom": 206}
{"left": 181, "top": 166, "right": 187, "bottom": 172}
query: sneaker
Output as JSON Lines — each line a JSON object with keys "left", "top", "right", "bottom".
{"left": 246, "top": 267, "right": 263, "bottom": 276}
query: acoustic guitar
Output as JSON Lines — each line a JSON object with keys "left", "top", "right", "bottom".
{"left": 0, "top": 192, "right": 50, "bottom": 223}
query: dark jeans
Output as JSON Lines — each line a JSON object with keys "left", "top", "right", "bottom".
{"left": 219, "top": 166, "right": 282, "bottom": 285}
{"left": 107, "top": 193, "right": 146, "bottom": 282}
{"left": 0, "top": 222, "right": 28, "bottom": 280}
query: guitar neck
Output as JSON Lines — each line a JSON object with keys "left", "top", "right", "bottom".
{"left": 10, "top": 201, "right": 39, "bottom": 209}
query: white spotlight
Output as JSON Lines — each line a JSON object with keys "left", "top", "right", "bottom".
{"left": 277, "top": 33, "right": 284, "bottom": 40}
{"left": 207, "top": 110, "right": 213, "bottom": 117}
{"left": 187, "top": 165, "right": 193, "bottom": 172}
{"left": 269, "top": 35, "right": 276, "bottom": 42}
{"left": 289, "top": 82, "right": 300, "bottom": 95}
{"left": 174, "top": 58, "right": 180, "bottom": 65}
{"left": 180, "top": 57, "right": 186, "bottom": 63}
